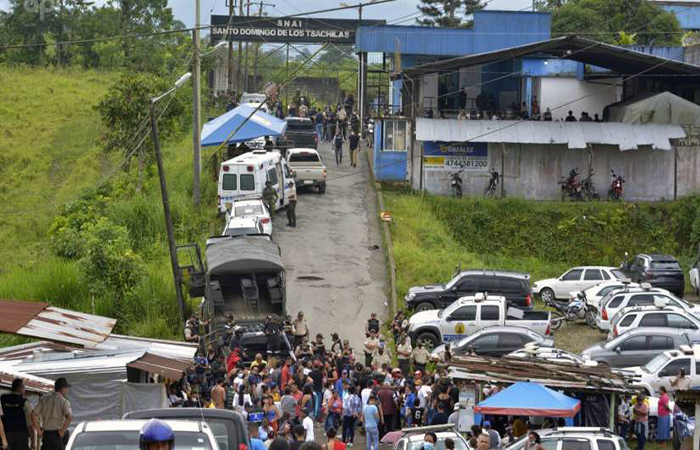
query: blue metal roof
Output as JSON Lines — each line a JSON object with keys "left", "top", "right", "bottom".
{"left": 356, "top": 10, "right": 551, "bottom": 56}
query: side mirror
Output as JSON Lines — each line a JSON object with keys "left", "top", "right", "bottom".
{"left": 446, "top": 314, "right": 454, "bottom": 322}
{"left": 290, "top": 171, "right": 297, "bottom": 178}
{"left": 615, "top": 347, "right": 621, "bottom": 353}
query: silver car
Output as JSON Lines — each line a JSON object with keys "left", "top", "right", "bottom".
{"left": 506, "top": 427, "right": 629, "bottom": 450}
{"left": 581, "top": 327, "right": 700, "bottom": 367}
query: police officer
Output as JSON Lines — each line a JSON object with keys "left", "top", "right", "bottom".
{"left": 31, "top": 378, "right": 72, "bottom": 450}
{"left": 1, "top": 378, "right": 33, "bottom": 450}
{"left": 139, "top": 419, "right": 175, "bottom": 450}
{"left": 286, "top": 181, "right": 297, "bottom": 227}
{"left": 262, "top": 181, "right": 278, "bottom": 218}
{"left": 264, "top": 316, "right": 283, "bottom": 358}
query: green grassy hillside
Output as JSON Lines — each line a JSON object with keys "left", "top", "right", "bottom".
{"left": 0, "top": 66, "right": 219, "bottom": 344}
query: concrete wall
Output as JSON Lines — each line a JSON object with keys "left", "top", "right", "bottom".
{"left": 420, "top": 141, "right": 700, "bottom": 201}
{"left": 538, "top": 78, "right": 622, "bottom": 121}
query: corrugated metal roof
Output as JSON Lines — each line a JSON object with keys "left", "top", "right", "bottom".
{"left": 127, "top": 353, "right": 191, "bottom": 380}
{"left": 0, "top": 366, "right": 54, "bottom": 394}
{"left": 356, "top": 10, "right": 550, "bottom": 56}
{"left": 0, "top": 341, "right": 75, "bottom": 361}
{"left": 415, "top": 119, "right": 686, "bottom": 150}
{"left": 98, "top": 335, "right": 197, "bottom": 361}
{"left": 401, "top": 36, "right": 700, "bottom": 78}
{"left": 6, "top": 352, "right": 140, "bottom": 376}
{"left": 0, "top": 301, "right": 116, "bottom": 348}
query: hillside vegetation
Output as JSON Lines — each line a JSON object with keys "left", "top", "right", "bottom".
{"left": 0, "top": 66, "right": 219, "bottom": 344}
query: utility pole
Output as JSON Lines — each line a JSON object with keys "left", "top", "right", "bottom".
{"left": 192, "top": 0, "right": 202, "bottom": 205}
{"left": 227, "top": 0, "right": 235, "bottom": 94}
{"left": 358, "top": 4, "right": 366, "bottom": 139}
{"left": 236, "top": 0, "right": 244, "bottom": 93}
{"left": 251, "top": 1, "right": 274, "bottom": 93}
{"left": 243, "top": 1, "right": 251, "bottom": 92}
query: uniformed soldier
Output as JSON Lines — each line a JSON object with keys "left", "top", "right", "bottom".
{"left": 262, "top": 181, "right": 278, "bottom": 217}
{"left": 31, "top": 378, "right": 72, "bottom": 450}
{"left": 1, "top": 378, "right": 34, "bottom": 450}
{"left": 264, "top": 316, "right": 283, "bottom": 358}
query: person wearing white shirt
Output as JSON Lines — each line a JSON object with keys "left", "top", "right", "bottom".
{"left": 417, "top": 384, "right": 432, "bottom": 409}
{"left": 361, "top": 386, "right": 373, "bottom": 408}
{"left": 301, "top": 408, "right": 314, "bottom": 442}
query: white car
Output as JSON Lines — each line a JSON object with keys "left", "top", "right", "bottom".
{"left": 569, "top": 280, "right": 639, "bottom": 309}
{"left": 223, "top": 216, "right": 266, "bottom": 238}
{"left": 228, "top": 199, "right": 272, "bottom": 236}
{"left": 66, "top": 420, "right": 219, "bottom": 450}
{"left": 507, "top": 347, "right": 598, "bottom": 366}
{"left": 625, "top": 345, "right": 700, "bottom": 396}
{"left": 597, "top": 287, "right": 698, "bottom": 331}
{"left": 532, "top": 266, "right": 627, "bottom": 302}
{"left": 506, "top": 427, "right": 628, "bottom": 450}
{"left": 240, "top": 92, "right": 269, "bottom": 112}
{"left": 608, "top": 305, "right": 700, "bottom": 339}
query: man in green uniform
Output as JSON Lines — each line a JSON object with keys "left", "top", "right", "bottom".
{"left": 262, "top": 181, "right": 278, "bottom": 218}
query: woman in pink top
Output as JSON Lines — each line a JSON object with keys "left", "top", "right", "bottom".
{"left": 657, "top": 386, "right": 671, "bottom": 445}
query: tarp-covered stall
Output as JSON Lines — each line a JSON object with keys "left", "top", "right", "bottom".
{"left": 475, "top": 382, "right": 581, "bottom": 417}
{"left": 607, "top": 91, "right": 700, "bottom": 126}
{"left": 201, "top": 104, "right": 287, "bottom": 147}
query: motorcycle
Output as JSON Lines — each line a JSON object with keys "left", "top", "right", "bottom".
{"left": 608, "top": 170, "right": 625, "bottom": 201}
{"left": 558, "top": 168, "right": 583, "bottom": 201}
{"left": 544, "top": 292, "right": 597, "bottom": 330}
{"left": 450, "top": 170, "right": 464, "bottom": 198}
{"left": 580, "top": 168, "right": 600, "bottom": 201}
{"left": 484, "top": 169, "right": 500, "bottom": 197}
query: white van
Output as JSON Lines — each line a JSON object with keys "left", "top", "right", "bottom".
{"left": 217, "top": 150, "right": 294, "bottom": 213}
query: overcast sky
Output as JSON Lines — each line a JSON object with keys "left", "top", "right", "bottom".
{"left": 0, "top": 0, "right": 535, "bottom": 27}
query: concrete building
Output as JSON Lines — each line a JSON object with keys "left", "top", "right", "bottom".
{"left": 374, "top": 36, "right": 700, "bottom": 201}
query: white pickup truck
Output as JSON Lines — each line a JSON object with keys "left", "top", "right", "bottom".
{"left": 286, "top": 148, "right": 326, "bottom": 194}
{"left": 408, "top": 293, "right": 553, "bottom": 350}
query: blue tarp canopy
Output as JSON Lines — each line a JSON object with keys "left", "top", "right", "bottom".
{"left": 200, "top": 104, "right": 287, "bottom": 147}
{"left": 474, "top": 382, "right": 581, "bottom": 418}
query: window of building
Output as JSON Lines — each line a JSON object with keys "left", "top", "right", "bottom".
{"left": 383, "top": 120, "right": 408, "bottom": 152}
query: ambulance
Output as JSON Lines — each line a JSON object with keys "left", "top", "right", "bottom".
{"left": 217, "top": 150, "right": 295, "bottom": 214}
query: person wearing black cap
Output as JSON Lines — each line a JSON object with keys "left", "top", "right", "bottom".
{"left": 31, "top": 378, "right": 72, "bottom": 450}
{"left": 1, "top": 378, "right": 34, "bottom": 450}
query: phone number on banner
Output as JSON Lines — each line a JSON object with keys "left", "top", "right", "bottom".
{"left": 424, "top": 156, "right": 488, "bottom": 171}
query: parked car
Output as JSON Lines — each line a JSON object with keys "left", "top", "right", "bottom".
{"left": 123, "top": 408, "right": 249, "bottom": 450}
{"left": 620, "top": 253, "right": 685, "bottom": 297}
{"left": 532, "top": 266, "right": 626, "bottom": 302}
{"left": 506, "top": 427, "right": 629, "bottom": 450}
{"left": 282, "top": 118, "right": 317, "bottom": 149}
{"left": 430, "top": 325, "right": 554, "bottom": 360}
{"left": 572, "top": 280, "right": 639, "bottom": 309}
{"left": 608, "top": 305, "right": 700, "bottom": 339}
{"left": 626, "top": 345, "right": 700, "bottom": 396}
{"left": 405, "top": 270, "right": 533, "bottom": 312}
{"left": 392, "top": 425, "right": 473, "bottom": 450}
{"left": 508, "top": 347, "right": 595, "bottom": 366}
{"left": 240, "top": 92, "right": 268, "bottom": 112}
{"left": 227, "top": 199, "right": 272, "bottom": 236}
{"left": 286, "top": 148, "right": 327, "bottom": 193}
{"left": 66, "top": 420, "right": 219, "bottom": 450}
{"left": 407, "top": 293, "right": 552, "bottom": 350}
{"left": 596, "top": 286, "right": 697, "bottom": 331}
{"left": 223, "top": 216, "right": 266, "bottom": 238}
{"left": 581, "top": 327, "right": 700, "bottom": 367}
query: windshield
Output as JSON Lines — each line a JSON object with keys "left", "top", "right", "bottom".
{"left": 235, "top": 205, "right": 263, "bottom": 216}
{"left": 241, "top": 94, "right": 266, "bottom": 104}
{"left": 651, "top": 261, "right": 681, "bottom": 270}
{"left": 407, "top": 436, "right": 468, "bottom": 450}
{"left": 70, "top": 431, "right": 212, "bottom": 450}
{"left": 642, "top": 353, "right": 671, "bottom": 373}
{"left": 226, "top": 227, "right": 259, "bottom": 237}
{"left": 611, "top": 269, "right": 627, "bottom": 279}
{"left": 289, "top": 153, "right": 320, "bottom": 163}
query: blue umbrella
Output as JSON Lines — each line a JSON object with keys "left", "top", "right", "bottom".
{"left": 201, "top": 104, "right": 287, "bottom": 147}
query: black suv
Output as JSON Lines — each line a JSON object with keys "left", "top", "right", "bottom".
{"left": 621, "top": 253, "right": 685, "bottom": 297}
{"left": 404, "top": 270, "right": 532, "bottom": 311}
{"left": 281, "top": 117, "right": 317, "bottom": 149}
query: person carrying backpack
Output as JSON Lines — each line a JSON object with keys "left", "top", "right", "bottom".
{"left": 333, "top": 132, "right": 344, "bottom": 166}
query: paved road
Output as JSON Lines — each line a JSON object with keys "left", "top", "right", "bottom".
{"left": 274, "top": 141, "right": 388, "bottom": 352}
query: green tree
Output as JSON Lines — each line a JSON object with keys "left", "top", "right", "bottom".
{"left": 551, "top": 0, "right": 682, "bottom": 46}
{"left": 417, "top": 0, "right": 483, "bottom": 28}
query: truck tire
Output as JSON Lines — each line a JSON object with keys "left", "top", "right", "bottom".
{"left": 318, "top": 183, "right": 326, "bottom": 194}
{"left": 416, "top": 331, "right": 439, "bottom": 351}
{"left": 415, "top": 301, "right": 436, "bottom": 312}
